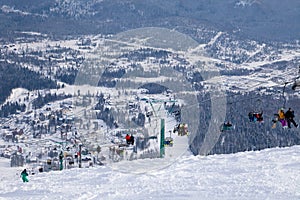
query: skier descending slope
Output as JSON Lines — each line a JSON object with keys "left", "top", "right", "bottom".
{"left": 20, "top": 169, "right": 28, "bottom": 183}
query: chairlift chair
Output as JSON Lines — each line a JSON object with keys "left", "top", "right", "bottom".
{"left": 248, "top": 99, "right": 264, "bottom": 123}
{"left": 220, "top": 122, "right": 234, "bottom": 132}
{"left": 292, "top": 80, "right": 300, "bottom": 90}
{"left": 221, "top": 103, "right": 235, "bottom": 132}
{"left": 272, "top": 108, "right": 288, "bottom": 129}
{"left": 164, "top": 137, "right": 174, "bottom": 147}
{"left": 248, "top": 111, "right": 264, "bottom": 123}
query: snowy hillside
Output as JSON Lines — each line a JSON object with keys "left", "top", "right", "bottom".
{"left": 0, "top": 145, "right": 300, "bottom": 200}
{"left": 1, "top": 26, "right": 300, "bottom": 160}
{"left": 0, "top": 0, "right": 300, "bottom": 199}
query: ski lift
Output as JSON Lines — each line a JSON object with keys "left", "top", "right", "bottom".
{"left": 248, "top": 111, "right": 264, "bottom": 123}
{"left": 220, "top": 103, "right": 235, "bottom": 132}
{"left": 248, "top": 99, "right": 264, "bottom": 123}
{"left": 282, "top": 82, "right": 290, "bottom": 109}
{"left": 271, "top": 108, "right": 288, "bottom": 129}
{"left": 220, "top": 121, "right": 234, "bottom": 132}
{"left": 270, "top": 83, "right": 290, "bottom": 129}
{"left": 272, "top": 67, "right": 300, "bottom": 128}
{"left": 164, "top": 130, "right": 173, "bottom": 147}
{"left": 164, "top": 137, "right": 174, "bottom": 147}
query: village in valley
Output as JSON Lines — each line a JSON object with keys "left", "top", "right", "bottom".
{"left": 0, "top": 34, "right": 192, "bottom": 174}
{"left": 0, "top": 20, "right": 299, "bottom": 177}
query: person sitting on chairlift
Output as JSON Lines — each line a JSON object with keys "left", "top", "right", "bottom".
{"left": 249, "top": 112, "right": 263, "bottom": 122}
{"left": 224, "top": 121, "right": 232, "bottom": 127}
{"left": 125, "top": 134, "right": 131, "bottom": 145}
{"left": 129, "top": 134, "right": 135, "bottom": 145}
{"left": 221, "top": 121, "right": 233, "bottom": 132}
{"left": 248, "top": 112, "right": 255, "bottom": 122}
{"left": 254, "top": 112, "right": 263, "bottom": 122}
{"left": 278, "top": 108, "right": 288, "bottom": 128}
{"left": 285, "top": 108, "right": 298, "bottom": 128}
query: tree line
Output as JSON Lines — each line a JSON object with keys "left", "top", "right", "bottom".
{"left": 0, "top": 61, "right": 57, "bottom": 105}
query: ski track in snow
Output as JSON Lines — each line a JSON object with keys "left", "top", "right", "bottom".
{"left": 0, "top": 146, "right": 300, "bottom": 200}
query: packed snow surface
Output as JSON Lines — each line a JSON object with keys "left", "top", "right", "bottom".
{"left": 1, "top": 145, "right": 300, "bottom": 200}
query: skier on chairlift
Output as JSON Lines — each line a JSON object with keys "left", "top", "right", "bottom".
{"left": 248, "top": 112, "right": 263, "bottom": 122}
{"left": 224, "top": 121, "right": 232, "bottom": 127}
{"left": 125, "top": 134, "right": 131, "bottom": 145}
{"left": 221, "top": 121, "right": 233, "bottom": 132}
{"left": 248, "top": 112, "right": 255, "bottom": 122}
{"left": 129, "top": 134, "right": 135, "bottom": 145}
{"left": 285, "top": 108, "right": 298, "bottom": 128}
{"left": 254, "top": 112, "right": 263, "bottom": 122}
{"left": 278, "top": 108, "right": 288, "bottom": 128}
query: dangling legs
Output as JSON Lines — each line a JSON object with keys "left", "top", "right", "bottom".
{"left": 272, "top": 114, "right": 279, "bottom": 128}
{"left": 290, "top": 118, "right": 298, "bottom": 127}
{"left": 287, "top": 119, "right": 292, "bottom": 128}
{"left": 279, "top": 119, "right": 287, "bottom": 128}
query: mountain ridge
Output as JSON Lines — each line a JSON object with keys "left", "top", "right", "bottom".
{"left": 0, "top": 0, "right": 299, "bottom": 42}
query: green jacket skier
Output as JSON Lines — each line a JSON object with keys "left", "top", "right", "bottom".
{"left": 21, "top": 169, "right": 29, "bottom": 182}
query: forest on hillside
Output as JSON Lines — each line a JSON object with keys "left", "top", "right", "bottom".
{"left": 0, "top": 61, "right": 57, "bottom": 104}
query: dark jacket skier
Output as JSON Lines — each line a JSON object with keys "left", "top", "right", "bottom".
{"left": 130, "top": 135, "right": 135, "bottom": 145}
{"left": 285, "top": 108, "right": 298, "bottom": 128}
{"left": 21, "top": 169, "right": 29, "bottom": 182}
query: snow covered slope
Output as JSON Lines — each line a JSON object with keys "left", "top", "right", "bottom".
{"left": 0, "top": 145, "right": 299, "bottom": 200}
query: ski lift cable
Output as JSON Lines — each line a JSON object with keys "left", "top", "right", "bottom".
{"left": 224, "top": 92, "right": 290, "bottom": 123}
{"left": 112, "top": 65, "right": 297, "bottom": 115}
{"left": 178, "top": 82, "right": 293, "bottom": 125}
{"left": 282, "top": 82, "right": 289, "bottom": 109}
{"left": 102, "top": 67, "right": 299, "bottom": 136}
{"left": 181, "top": 94, "right": 263, "bottom": 111}
{"left": 292, "top": 65, "right": 300, "bottom": 90}
{"left": 139, "top": 68, "right": 295, "bottom": 114}
{"left": 187, "top": 67, "right": 298, "bottom": 108}
{"left": 149, "top": 116, "right": 178, "bottom": 126}
{"left": 105, "top": 67, "right": 298, "bottom": 122}
{"left": 224, "top": 101, "right": 262, "bottom": 125}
